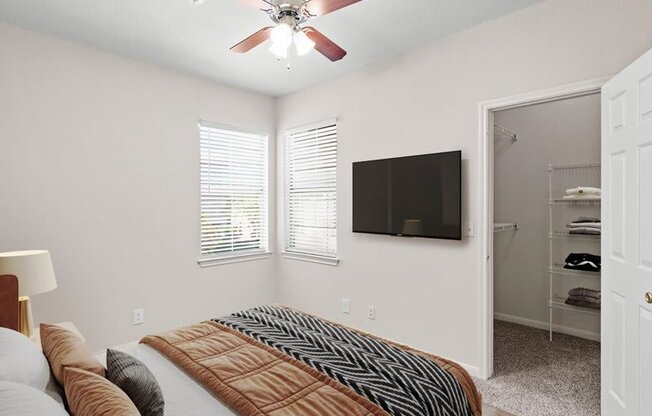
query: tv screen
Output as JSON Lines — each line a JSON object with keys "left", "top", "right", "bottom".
{"left": 352, "top": 151, "right": 462, "bottom": 240}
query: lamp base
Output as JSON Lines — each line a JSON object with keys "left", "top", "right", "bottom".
{"left": 18, "top": 296, "right": 34, "bottom": 339}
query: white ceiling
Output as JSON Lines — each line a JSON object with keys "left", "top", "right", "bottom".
{"left": 0, "top": 0, "right": 543, "bottom": 96}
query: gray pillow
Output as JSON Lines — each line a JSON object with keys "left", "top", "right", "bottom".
{"left": 106, "top": 349, "right": 164, "bottom": 416}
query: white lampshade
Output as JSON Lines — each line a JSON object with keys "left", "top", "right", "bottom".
{"left": 0, "top": 250, "right": 57, "bottom": 297}
{"left": 294, "top": 30, "right": 315, "bottom": 56}
{"left": 270, "top": 23, "right": 293, "bottom": 48}
{"left": 269, "top": 42, "right": 289, "bottom": 58}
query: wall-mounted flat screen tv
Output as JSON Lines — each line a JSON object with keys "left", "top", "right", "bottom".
{"left": 352, "top": 150, "right": 462, "bottom": 240}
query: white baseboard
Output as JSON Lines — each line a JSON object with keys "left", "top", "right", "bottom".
{"left": 418, "top": 353, "right": 479, "bottom": 378}
{"left": 457, "top": 362, "right": 480, "bottom": 378}
{"left": 494, "top": 312, "right": 600, "bottom": 342}
{"left": 432, "top": 355, "right": 479, "bottom": 378}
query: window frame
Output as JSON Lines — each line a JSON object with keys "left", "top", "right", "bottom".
{"left": 197, "top": 120, "right": 271, "bottom": 267}
{"left": 283, "top": 119, "right": 339, "bottom": 266}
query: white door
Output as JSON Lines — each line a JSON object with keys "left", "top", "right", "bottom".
{"left": 602, "top": 48, "right": 652, "bottom": 416}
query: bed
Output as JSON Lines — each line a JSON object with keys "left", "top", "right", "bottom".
{"left": 1, "top": 302, "right": 482, "bottom": 416}
{"left": 96, "top": 343, "right": 237, "bottom": 416}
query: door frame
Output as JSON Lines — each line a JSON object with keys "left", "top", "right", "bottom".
{"left": 477, "top": 76, "right": 611, "bottom": 380}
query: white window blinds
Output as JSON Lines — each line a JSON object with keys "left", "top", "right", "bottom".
{"left": 199, "top": 121, "right": 268, "bottom": 259}
{"left": 285, "top": 120, "right": 337, "bottom": 258}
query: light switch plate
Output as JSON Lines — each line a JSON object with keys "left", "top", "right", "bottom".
{"left": 341, "top": 299, "right": 350, "bottom": 314}
{"left": 464, "top": 222, "right": 475, "bottom": 237}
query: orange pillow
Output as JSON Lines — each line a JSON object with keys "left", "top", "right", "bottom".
{"left": 64, "top": 367, "right": 140, "bottom": 416}
{"left": 40, "top": 323, "right": 105, "bottom": 387}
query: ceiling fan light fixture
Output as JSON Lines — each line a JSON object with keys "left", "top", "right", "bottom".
{"left": 269, "top": 41, "right": 289, "bottom": 58}
{"left": 270, "top": 23, "right": 293, "bottom": 48}
{"left": 294, "top": 30, "right": 315, "bottom": 56}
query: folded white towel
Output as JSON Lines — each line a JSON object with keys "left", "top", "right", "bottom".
{"left": 565, "top": 187, "right": 602, "bottom": 196}
{"left": 563, "top": 194, "right": 601, "bottom": 200}
{"left": 568, "top": 223, "right": 601, "bottom": 229}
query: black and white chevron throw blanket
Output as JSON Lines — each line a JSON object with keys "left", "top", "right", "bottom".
{"left": 214, "top": 305, "right": 477, "bottom": 416}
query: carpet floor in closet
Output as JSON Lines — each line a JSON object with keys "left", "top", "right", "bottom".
{"left": 474, "top": 320, "right": 600, "bottom": 416}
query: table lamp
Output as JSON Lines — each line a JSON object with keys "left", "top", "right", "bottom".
{"left": 0, "top": 250, "right": 57, "bottom": 338}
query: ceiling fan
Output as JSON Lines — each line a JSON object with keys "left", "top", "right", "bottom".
{"left": 231, "top": 0, "right": 362, "bottom": 62}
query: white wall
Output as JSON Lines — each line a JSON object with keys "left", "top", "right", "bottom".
{"left": 0, "top": 23, "right": 277, "bottom": 351}
{"left": 493, "top": 94, "right": 601, "bottom": 340}
{"left": 275, "top": 0, "right": 652, "bottom": 372}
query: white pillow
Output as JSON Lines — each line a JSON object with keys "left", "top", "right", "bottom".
{"left": 0, "top": 327, "right": 51, "bottom": 390}
{"left": 0, "top": 381, "right": 69, "bottom": 416}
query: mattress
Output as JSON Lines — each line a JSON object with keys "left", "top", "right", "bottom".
{"left": 95, "top": 343, "right": 236, "bottom": 416}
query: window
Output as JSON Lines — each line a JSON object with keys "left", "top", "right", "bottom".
{"left": 285, "top": 120, "right": 338, "bottom": 263}
{"left": 199, "top": 121, "right": 268, "bottom": 265}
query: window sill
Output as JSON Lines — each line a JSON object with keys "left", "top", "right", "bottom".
{"left": 197, "top": 251, "right": 272, "bottom": 267}
{"left": 282, "top": 251, "right": 340, "bottom": 266}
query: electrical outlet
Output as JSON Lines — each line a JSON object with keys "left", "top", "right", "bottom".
{"left": 368, "top": 306, "right": 376, "bottom": 320}
{"left": 133, "top": 308, "right": 144, "bottom": 325}
{"left": 341, "top": 298, "right": 350, "bottom": 314}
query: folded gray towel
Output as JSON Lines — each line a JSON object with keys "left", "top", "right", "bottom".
{"left": 565, "top": 297, "right": 601, "bottom": 309}
{"left": 567, "top": 295, "right": 600, "bottom": 304}
{"left": 568, "top": 287, "right": 601, "bottom": 300}
{"left": 569, "top": 228, "right": 601, "bottom": 235}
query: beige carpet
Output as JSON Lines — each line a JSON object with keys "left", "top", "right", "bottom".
{"left": 474, "top": 321, "right": 600, "bottom": 416}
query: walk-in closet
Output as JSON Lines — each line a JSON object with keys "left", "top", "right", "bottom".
{"left": 476, "top": 93, "right": 602, "bottom": 416}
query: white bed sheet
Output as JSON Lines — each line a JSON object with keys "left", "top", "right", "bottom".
{"left": 96, "top": 343, "right": 237, "bottom": 416}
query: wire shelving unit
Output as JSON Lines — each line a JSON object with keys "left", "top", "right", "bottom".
{"left": 547, "top": 162, "right": 601, "bottom": 341}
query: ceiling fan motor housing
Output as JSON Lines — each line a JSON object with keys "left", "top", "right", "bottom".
{"left": 268, "top": 2, "right": 310, "bottom": 28}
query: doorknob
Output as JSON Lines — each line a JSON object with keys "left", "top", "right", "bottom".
{"left": 647, "top": 292, "right": 652, "bottom": 304}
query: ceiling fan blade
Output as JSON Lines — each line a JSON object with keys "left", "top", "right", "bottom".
{"left": 230, "top": 27, "right": 274, "bottom": 53}
{"left": 303, "top": 27, "right": 347, "bottom": 61}
{"left": 304, "top": 0, "right": 363, "bottom": 16}
{"left": 239, "top": 0, "right": 272, "bottom": 9}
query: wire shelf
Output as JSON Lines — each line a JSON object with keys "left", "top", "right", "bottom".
{"left": 550, "top": 198, "right": 601, "bottom": 205}
{"left": 548, "top": 300, "right": 600, "bottom": 316}
{"left": 549, "top": 231, "right": 601, "bottom": 241}
{"left": 494, "top": 124, "right": 518, "bottom": 142}
{"left": 494, "top": 223, "right": 518, "bottom": 233}
{"left": 549, "top": 162, "right": 601, "bottom": 170}
{"left": 549, "top": 265, "right": 601, "bottom": 278}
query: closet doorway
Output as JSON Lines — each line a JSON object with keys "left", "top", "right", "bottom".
{"left": 478, "top": 91, "right": 602, "bottom": 416}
